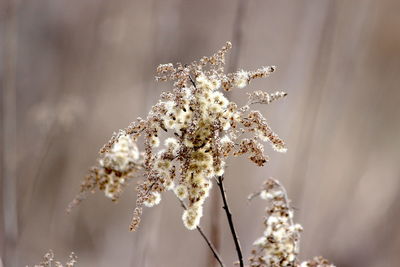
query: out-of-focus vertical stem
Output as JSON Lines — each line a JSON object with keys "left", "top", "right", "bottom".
{"left": 228, "top": 0, "right": 248, "bottom": 74}
{"left": 2, "top": 0, "right": 19, "bottom": 266}
{"left": 290, "top": 0, "right": 336, "bottom": 205}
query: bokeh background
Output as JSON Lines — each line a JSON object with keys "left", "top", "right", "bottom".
{"left": 2, "top": 0, "right": 400, "bottom": 266}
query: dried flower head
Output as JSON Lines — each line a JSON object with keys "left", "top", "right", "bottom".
{"left": 68, "top": 131, "right": 143, "bottom": 212}
{"left": 300, "top": 257, "right": 335, "bottom": 267}
{"left": 248, "top": 179, "right": 335, "bottom": 267}
{"left": 71, "top": 42, "right": 288, "bottom": 232}
{"left": 28, "top": 250, "right": 77, "bottom": 267}
{"left": 248, "top": 178, "right": 302, "bottom": 267}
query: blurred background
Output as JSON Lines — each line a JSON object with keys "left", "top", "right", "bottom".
{"left": 1, "top": 0, "right": 400, "bottom": 266}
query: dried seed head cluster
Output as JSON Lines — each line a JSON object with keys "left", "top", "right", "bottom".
{"left": 28, "top": 250, "right": 77, "bottom": 267}
{"left": 300, "top": 257, "right": 335, "bottom": 267}
{"left": 68, "top": 131, "right": 143, "bottom": 212}
{"left": 249, "top": 179, "right": 303, "bottom": 267}
{"left": 71, "top": 42, "right": 288, "bottom": 231}
{"left": 248, "top": 179, "right": 334, "bottom": 267}
{"left": 247, "top": 91, "right": 287, "bottom": 105}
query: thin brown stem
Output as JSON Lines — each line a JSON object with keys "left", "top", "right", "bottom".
{"left": 177, "top": 198, "right": 225, "bottom": 267}
{"left": 216, "top": 175, "right": 244, "bottom": 267}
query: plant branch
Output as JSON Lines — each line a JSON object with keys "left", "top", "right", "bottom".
{"left": 177, "top": 198, "right": 225, "bottom": 267}
{"left": 216, "top": 175, "right": 244, "bottom": 267}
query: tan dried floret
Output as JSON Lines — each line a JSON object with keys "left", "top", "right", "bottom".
{"left": 234, "top": 138, "right": 269, "bottom": 166}
{"left": 243, "top": 111, "right": 287, "bottom": 153}
{"left": 247, "top": 90, "right": 287, "bottom": 105}
{"left": 300, "top": 257, "right": 335, "bottom": 267}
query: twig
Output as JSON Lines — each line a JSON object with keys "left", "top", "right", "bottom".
{"left": 188, "top": 74, "right": 196, "bottom": 88}
{"left": 216, "top": 176, "right": 244, "bottom": 267}
{"left": 177, "top": 198, "right": 225, "bottom": 267}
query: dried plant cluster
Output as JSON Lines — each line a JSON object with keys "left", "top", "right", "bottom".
{"left": 70, "top": 41, "right": 288, "bottom": 231}
{"left": 28, "top": 250, "right": 77, "bottom": 267}
{"left": 66, "top": 42, "right": 334, "bottom": 267}
{"left": 248, "top": 179, "right": 334, "bottom": 267}
{"left": 67, "top": 133, "right": 143, "bottom": 211}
